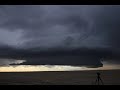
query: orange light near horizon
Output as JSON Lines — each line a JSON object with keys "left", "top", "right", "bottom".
{"left": 0, "top": 62, "right": 120, "bottom": 72}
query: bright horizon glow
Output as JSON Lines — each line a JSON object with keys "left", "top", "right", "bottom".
{"left": 0, "top": 61, "right": 120, "bottom": 72}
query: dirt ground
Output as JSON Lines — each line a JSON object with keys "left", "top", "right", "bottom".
{"left": 0, "top": 70, "right": 120, "bottom": 85}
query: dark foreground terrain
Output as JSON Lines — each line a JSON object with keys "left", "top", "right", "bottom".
{"left": 0, "top": 70, "right": 120, "bottom": 85}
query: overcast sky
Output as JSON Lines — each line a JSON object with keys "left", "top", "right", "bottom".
{"left": 0, "top": 5, "right": 120, "bottom": 68}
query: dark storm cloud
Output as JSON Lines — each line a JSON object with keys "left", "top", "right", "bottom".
{"left": 0, "top": 46, "right": 120, "bottom": 68}
{"left": 93, "top": 6, "right": 120, "bottom": 48}
{"left": 0, "top": 5, "right": 99, "bottom": 48}
{"left": 0, "top": 5, "right": 44, "bottom": 30}
{"left": 0, "top": 5, "right": 120, "bottom": 67}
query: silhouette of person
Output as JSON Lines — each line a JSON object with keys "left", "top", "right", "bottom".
{"left": 95, "top": 72, "right": 104, "bottom": 85}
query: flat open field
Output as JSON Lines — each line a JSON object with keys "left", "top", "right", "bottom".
{"left": 0, "top": 70, "right": 120, "bottom": 85}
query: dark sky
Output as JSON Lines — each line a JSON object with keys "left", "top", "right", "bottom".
{"left": 0, "top": 5, "right": 120, "bottom": 68}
